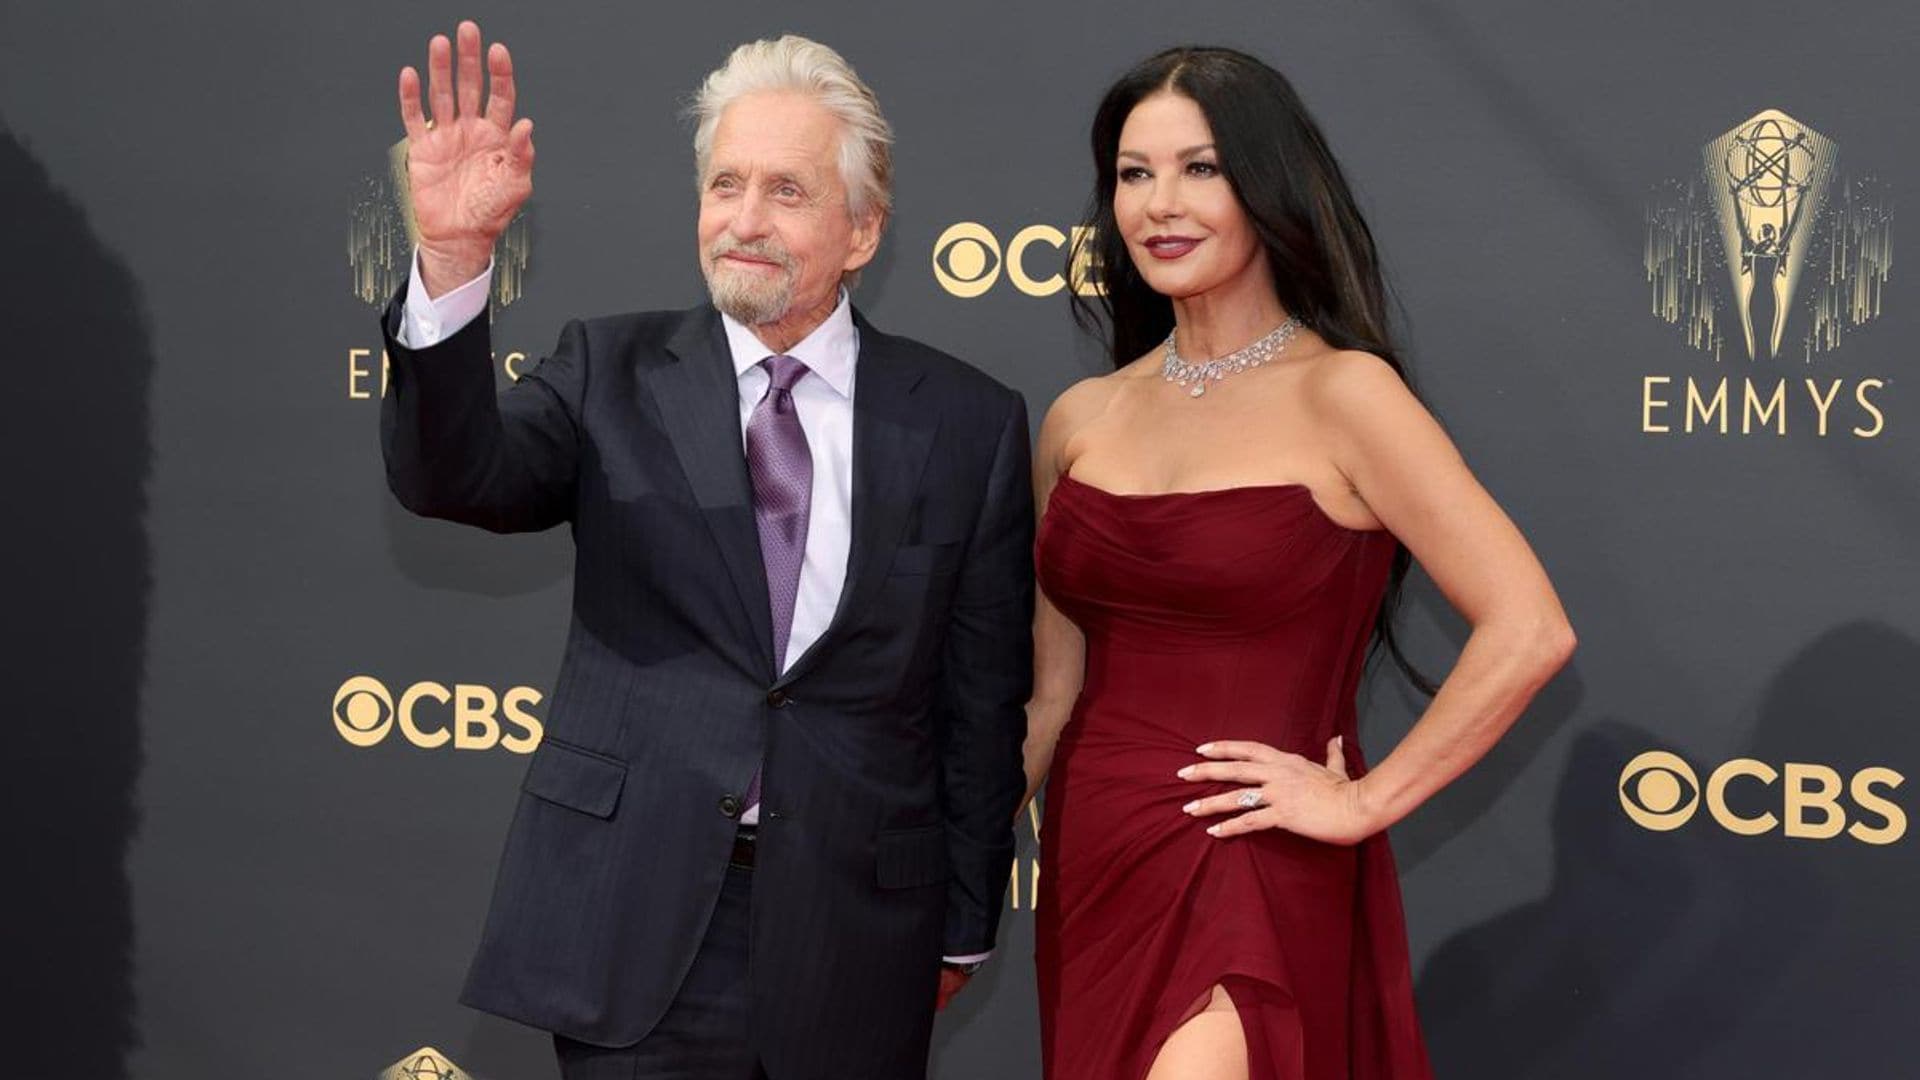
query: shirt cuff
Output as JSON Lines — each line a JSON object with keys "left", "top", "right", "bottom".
{"left": 942, "top": 951, "right": 992, "bottom": 965}
{"left": 396, "top": 249, "right": 494, "bottom": 348}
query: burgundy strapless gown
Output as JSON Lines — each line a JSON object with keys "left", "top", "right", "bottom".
{"left": 1034, "top": 474, "right": 1433, "bottom": 1080}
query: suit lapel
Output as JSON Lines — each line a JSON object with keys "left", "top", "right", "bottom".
{"left": 647, "top": 307, "right": 777, "bottom": 677}
{"left": 778, "top": 314, "right": 937, "bottom": 689}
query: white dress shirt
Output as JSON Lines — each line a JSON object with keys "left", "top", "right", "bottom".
{"left": 718, "top": 291, "right": 858, "bottom": 692}
{"left": 400, "top": 255, "right": 986, "bottom": 965}
{"left": 399, "top": 256, "right": 856, "bottom": 705}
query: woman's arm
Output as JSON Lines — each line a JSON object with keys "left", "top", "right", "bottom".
{"left": 1318, "top": 352, "right": 1575, "bottom": 833}
{"left": 1185, "top": 350, "right": 1576, "bottom": 842}
{"left": 1018, "top": 379, "right": 1104, "bottom": 814}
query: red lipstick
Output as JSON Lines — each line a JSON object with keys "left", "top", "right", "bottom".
{"left": 1144, "top": 235, "right": 1201, "bottom": 260}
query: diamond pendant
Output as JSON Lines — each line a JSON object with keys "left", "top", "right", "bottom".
{"left": 1161, "top": 316, "right": 1302, "bottom": 401}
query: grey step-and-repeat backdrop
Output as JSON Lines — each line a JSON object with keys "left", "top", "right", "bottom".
{"left": 5, "top": 1, "right": 1916, "bottom": 1076}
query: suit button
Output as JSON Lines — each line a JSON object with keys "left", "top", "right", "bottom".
{"left": 719, "top": 794, "right": 742, "bottom": 819}
{"left": 767, "top": 689, "right": 792, "bottom": 708}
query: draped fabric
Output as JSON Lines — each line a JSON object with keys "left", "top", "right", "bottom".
{"left": 1035, "top": 474, "right": 1432, "bottom": 1079}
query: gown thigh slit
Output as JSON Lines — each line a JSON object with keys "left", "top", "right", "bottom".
{"left": 1035, "top": 474, "right": 1432, "bottom": 1080}
{"left": 1144, "top": 983, "right": 1250, "bottom": 1080}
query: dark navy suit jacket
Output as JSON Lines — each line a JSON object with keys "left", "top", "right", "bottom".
{"left": 379, "top": 290, "right": 1033, "bottom": 1078}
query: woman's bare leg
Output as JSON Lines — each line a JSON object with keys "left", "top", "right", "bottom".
{"left": 1144, "top": 984, "right": 1249, "bottom": 1080}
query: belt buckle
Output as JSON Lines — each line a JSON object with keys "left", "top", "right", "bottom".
{"left": 729, "top": 825, "right": 758, "bottom": 870}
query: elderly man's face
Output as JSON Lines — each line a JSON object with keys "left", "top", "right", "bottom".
{"left": 698, "top": 91, "right": 881, "bottom": 332}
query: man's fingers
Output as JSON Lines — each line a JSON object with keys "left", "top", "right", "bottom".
{"left": 426, "top": 33, "right": 455, "bottom": 127}
{"left": 398, "top": 66, "right": 428, "bottom": 140}
{"left": 509, "top": 118, "right": 535, "bottom": 167}
{"left": 456, "top": 20, "right": 484, "bottom": 119}
{"left": 485, "top": 42, "right": 517, "bottom": 128}
{"left": 935, "top": 968, "right": 969, "bottom": 1011}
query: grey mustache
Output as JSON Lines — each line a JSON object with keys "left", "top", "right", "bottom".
{"left": 710, "top": 240, "right": 794, "bottom": 269}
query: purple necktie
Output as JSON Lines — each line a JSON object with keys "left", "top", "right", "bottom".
{"left": 742, "top": 354, "right": 812, "bottom": 813}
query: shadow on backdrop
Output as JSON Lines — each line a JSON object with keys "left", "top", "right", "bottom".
{"left": 459, "top": 1013, "right": 558, "bottom": 1080}
{"left": 381, "top": 494, "right": 572, "bottom": 597}
{"left": 1416, "top": 622, "right": 1920, "bottom": 1077}
{"left": 0, "top": 123, "right": 148, "bottom": 1079}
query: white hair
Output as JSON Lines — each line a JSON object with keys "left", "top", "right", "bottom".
{"left": 689, "top": 35, "right": 894, "bottom": 224}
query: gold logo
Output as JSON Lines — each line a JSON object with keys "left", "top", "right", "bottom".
{"left": 333, "top": 675, "right": 544, "bottom": 754}
{"left": 933, "top": 221, "right": 1101, "bottom": 298}
{"left": 1646, "top": 108, "right": 1891, "bottom": 363}
{"left": 345, "top": 344, "right": 532, "bottom": 400}
{"left": 1618, "top": 749, "right": 1906, "bottom": 844}
{"left": 1640, "top": 108, "right": 1893, "bottom": 438}
{"left": 380, "top": 1046, "right": 472, "bottom": 1080}
{"left": 349, "top": 138, "right": 532, "bottom": 309}
{"left": 1007, "top": 798, "right": 1042, "bottom": 910}
{"left": 334, "top": 674, "right": 396, "bottom": 747}
{"left": 1618, "top": 750, "right": 1700, "bottom": 831}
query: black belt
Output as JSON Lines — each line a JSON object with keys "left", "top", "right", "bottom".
{"left": 729, "top": 825, "right": 757, "bottom": 870}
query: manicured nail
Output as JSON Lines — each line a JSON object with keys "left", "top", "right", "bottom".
{"left": 1176, "top": 766, "right": 1194, "bottom": 779}
{"left": 1195, "top": 743, "right": 1214, "bottom": 754}
{"left": 1206, "top": 824, "right": 1222, "bottom": 836}
{"left": 1182, "top": 800, "right": 1200, "bottom": 814}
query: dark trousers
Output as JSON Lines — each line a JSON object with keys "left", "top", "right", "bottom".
{"left": 553, "top": 860, "right": 766, "bottom": 1080}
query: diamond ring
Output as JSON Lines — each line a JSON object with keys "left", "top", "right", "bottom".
{"left": 1235, "top": 789, "right": 1263, "bottom": 809}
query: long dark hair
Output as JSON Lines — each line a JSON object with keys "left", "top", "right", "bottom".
{"left": 1070, "top": 45, "right": 1436, "bottom": 695}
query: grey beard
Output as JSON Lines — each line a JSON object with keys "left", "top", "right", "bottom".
{"left": 704, "top": 263, "right": 795, "bottom": 326}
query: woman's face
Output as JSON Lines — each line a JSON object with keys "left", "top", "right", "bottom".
{"left": 1112, "top": 91, "right": 1267, "bottom": 302}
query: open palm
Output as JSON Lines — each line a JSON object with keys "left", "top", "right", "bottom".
{"left": 397, "top": 21, "right": 533, "bottom": 288}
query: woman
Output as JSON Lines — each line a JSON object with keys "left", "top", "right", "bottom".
{"left": 1026, "top": 47, "right": 1575, "bottom": 1080}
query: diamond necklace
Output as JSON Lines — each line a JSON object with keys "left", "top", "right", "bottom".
{"left": 1160, "top": 316, "right": 1302, "bottom": 398}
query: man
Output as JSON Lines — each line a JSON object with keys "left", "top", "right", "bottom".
{"left": 381, "top": 22, "right": 1033, "bottom": 1079}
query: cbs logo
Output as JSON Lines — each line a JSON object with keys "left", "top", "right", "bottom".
{"left": 333, "top": 675, "right": 543, "bottom": 754}
{"left": 932, "top": 222, "right": 1101, "bottom": 298}
{"left": 1618, "top": 750, "right": 1906, "bottom": 845}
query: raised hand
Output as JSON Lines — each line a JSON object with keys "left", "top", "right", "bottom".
{"left": 1177, "top": 737, "right": 1378, "bottom": 845}
{"left": 397, "top": 20, "right": 534, "bottom": 296}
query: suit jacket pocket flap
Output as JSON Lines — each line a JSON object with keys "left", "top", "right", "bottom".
{"left": 521, "top": 738, "right": 627, "bottom": 819}
{"left": 875, "top": 824, "right": 951, "bottom": 889}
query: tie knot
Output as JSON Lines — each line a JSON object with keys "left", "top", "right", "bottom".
{"left": 762, "top": 354, "right": 810, "bottom": 392}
